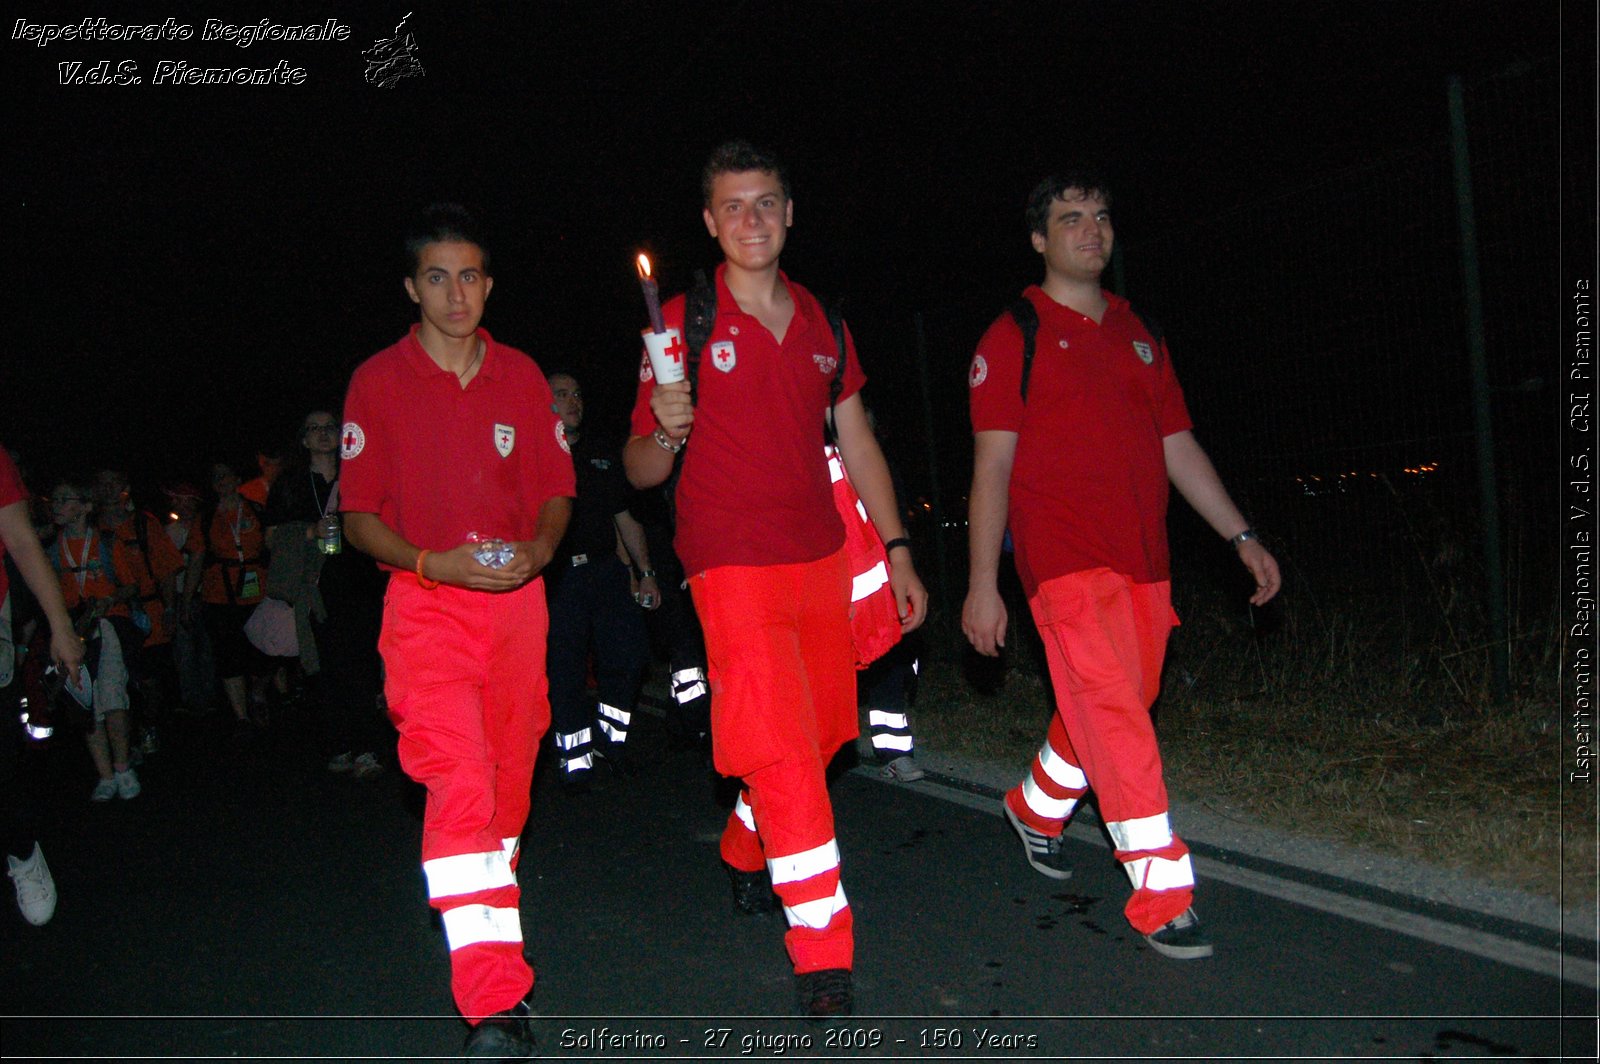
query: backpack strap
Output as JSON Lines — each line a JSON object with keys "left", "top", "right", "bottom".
{"left": 824, "top": 304, "right": 847, "bottom": 445}
{"left": 661, "top": 271, "right": 718, "bottom": 523}
{"left": 683, "top": 270, "right": 716, "bottom": 405}
{"left": 1007, "top": 297, "right": 1163, "bottom": 404}
{"left": 1007, "top": 298, "right": 1039, "bottom": 403}
{"left": 1131, "top": 305, "right": 1164, "bottom": 346}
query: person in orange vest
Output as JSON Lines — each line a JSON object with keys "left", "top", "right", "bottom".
{"left": 47, "top": 478, "right": 145, "bottom": 801}
{"left": 180, "top": 461, "right": 272, "bottom": 738}
{"left": 239, "top": 447, "right": 284, "bottom": 508}
{"left": 624, "top": 141, "right": 927, "bottom": 1017}
{"left": 93, "top": 469, "right": 184, "bottom": 750}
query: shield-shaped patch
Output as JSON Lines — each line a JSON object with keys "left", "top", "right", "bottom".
{"left": 1132, "top": 341, "right": 1154, "bottom": 365}
{"left": 494, "top": 423, "right": 515, "bottom": 458}
{"left": 711, "top": 341, "right": 737, "bottom": 373}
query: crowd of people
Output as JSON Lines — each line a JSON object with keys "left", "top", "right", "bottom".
{"left": 4, "top": 141, "right": 1280, "bottom": 1061}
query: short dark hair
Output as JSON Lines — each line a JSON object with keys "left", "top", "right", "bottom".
{"left": 1026, "top": 171, "right": 1113, "bottom": 237}
{"left": 702, "top": 140, "right": 791, "bottom": 207}
{"left": 404, "top": 203, "right": 491, "bottom": 276}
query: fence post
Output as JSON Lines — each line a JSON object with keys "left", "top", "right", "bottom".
{"left": 1447, "top": 74, "right": 1512, "bottom": 704}
{"left": 914, "top": 311, "right": 952, "bottom": 611}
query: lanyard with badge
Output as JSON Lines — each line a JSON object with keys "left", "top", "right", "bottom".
{"left": 228, "top": 503, "right": 262, "bottom": 600}
{"left": 60, "top": 532, "right": 96, "bottom": 596}
{"left": 312, "top": 472, "right": 342, "bottom": 555}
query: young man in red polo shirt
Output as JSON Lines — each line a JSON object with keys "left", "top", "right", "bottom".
{"left": 964, "top": 172, "right": 1281, "bottom": 960}
{"left": 624, "top": 141, "right": 927, "bottom": 1017}
{"left": 340, "top": 204, "right": 573, "bottom": 1059}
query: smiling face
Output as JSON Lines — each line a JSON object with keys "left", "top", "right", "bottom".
{"left": 702, "top": 169, "right": 793, "bottom": 274}
{"left": 1031, "top": 190, "right": 1113, "bottom": 286}
{"left": 403, "top": 239, "right": 494, "bottom": 343}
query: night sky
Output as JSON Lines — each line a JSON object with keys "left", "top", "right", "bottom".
{"left": 4, "top": 0, "right": 1578, "bottom": 496}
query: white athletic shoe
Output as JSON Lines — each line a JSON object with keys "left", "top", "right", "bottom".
{"left": 8, "top": 844, "right": 57, "bottom": 926}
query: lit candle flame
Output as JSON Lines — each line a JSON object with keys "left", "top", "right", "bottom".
{"left": 636, "top": 252, "right": 665, "bottom": 333}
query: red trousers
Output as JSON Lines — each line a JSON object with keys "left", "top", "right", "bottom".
{"left": 691, "top": 549, "right": 857, "bottom": 973}
{"left": 1007, "top": 568, "right": 1195, "bottom": 934}
{"left": 380, "top": 574, "right": 550, "bottom": 1021}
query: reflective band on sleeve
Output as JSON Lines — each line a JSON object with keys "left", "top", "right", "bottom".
{"left": 868, "top": 710, "right": 910, "bottom": 729}
{"left": 733, "top": 793, "right": 757, "bottom": 833}
{"left": 502, "top": 837, "right": 520, "bottom": 866}
{"left": 768, "top": 839, "right": 840, "bottom": 885}
{"left": 872, "top": 733, "right": 914, "bottom": 752}
{"left": 1106, "top": 812, "right": 1173, "bottom": 854}
{"left": 783, "top": 883, "right": 849, "bottom": 930}
{"left": 851, "top": 561, "right": 889, "bottom": 603}
{"left": 854, "top": 499, "right": 868, "bottom": 522}
{"left": 827, "top": 452, "right": 845, "bottom": 483}
{"left": 1021, "top": 775, "right": 1078, "bottom": 821}
{"left": 424, "top": 851, "right": 516, "bottom": 900}
{"left": 1123, "top": 852, "right": 1194, "bottom": 892}
{"left": 671, "top": 667, "right": 706, "bottom": 685}
{"left": 1038, "top": 743, "right": 1088, "bottom": 791}
{"left": 555, "top": 727, "right": 593, "bottom": 751}
{"left": 441, "top": 904, "right": 524, "bottom": 950}
{"left": 597, "top": 718, "right": 627, "bottom": 742}
{"left": 561, "top": 751, "right": 594, "bottom": 771}
{"left": 674, "top": 680, "right": 708, "bottom": 703}
{"left": 598, "top": 703, "right": 632, "bottom": 725}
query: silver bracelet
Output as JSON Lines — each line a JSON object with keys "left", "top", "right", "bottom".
{"left": 1229, "top": 529, "right": 1259, "bottom": 548}
{"left": 652, "top": 427, "right": 686, "bottom": 454}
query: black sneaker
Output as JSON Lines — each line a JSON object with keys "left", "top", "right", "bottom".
{"left": 723, "top": 860, "right": 779, "bottom": 914}
{"left": 1144, "top": 907, "right": 1214, "bottom": 959}
{"left": 796, "top": 968, "right": 854, "bottom": 1018}
{"left": 1003, "top": 801, "right": 1073, "bottom": 880}
{"left": 464, "top": 998, "right": 536, "bottom": 1059}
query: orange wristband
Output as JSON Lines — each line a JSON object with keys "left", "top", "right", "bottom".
{"left": 416, "top": 549, "right": 440, "bottom": 589}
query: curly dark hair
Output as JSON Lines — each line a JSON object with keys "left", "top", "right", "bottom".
{"left": 701, "top": 140, "right": 791, "bottom": 207}
{"left": 1025, "top": 171, "right": 1113, "bottom": 237}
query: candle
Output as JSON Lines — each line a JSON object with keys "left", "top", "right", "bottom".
{"left": 636, "top": 253, "right": 665, "bottom": 335}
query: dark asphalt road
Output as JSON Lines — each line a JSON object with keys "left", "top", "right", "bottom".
{"left": 2, "top": 702, "right": 1592, "bottom": 1061}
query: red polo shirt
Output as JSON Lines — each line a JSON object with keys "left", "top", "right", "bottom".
{"left": 969, "top": 286, "right": 1192, "bottom": 595}
{"left": 630, "top": 265, "right": 866, "bottom": 576}
{"left": 0, "top": 448, "right": 26, "bottom": 603}
{"left": 340, "top": 326, "right": 575, "bottom": 568}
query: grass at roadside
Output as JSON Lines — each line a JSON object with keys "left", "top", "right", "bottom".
{"left": 911, "top": 591, "right": 1593, "bottom": 908}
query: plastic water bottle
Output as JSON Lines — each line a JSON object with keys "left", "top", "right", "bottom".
{"left": 319, "top": 514, "right": 343, "bottom": 555}
{"left": 466, "top": 532, "right": 515, "bottom": 569}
